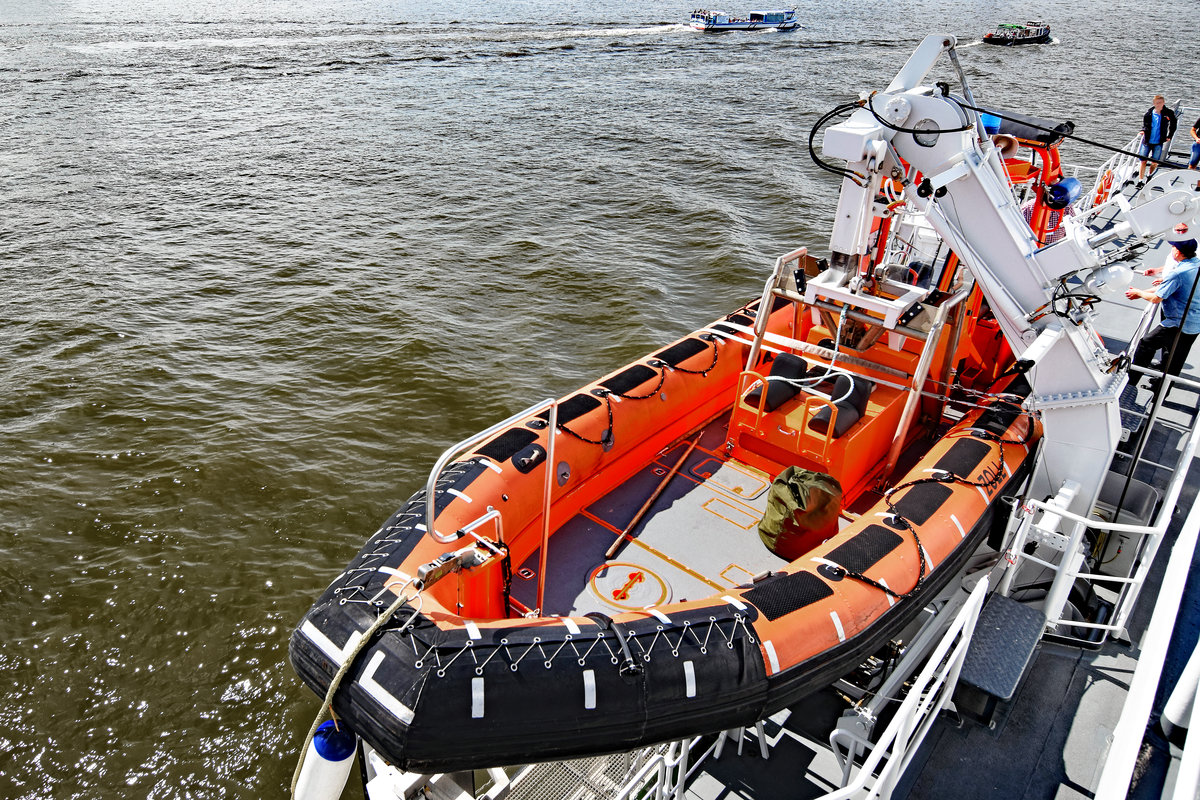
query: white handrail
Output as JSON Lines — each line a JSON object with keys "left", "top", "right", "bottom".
{"left": 1093, "top": 478, "right": 1200, "bottom": 800}
{"left": 1173, "top": 656, "right": 1200, "bottom": 799}
{"left": 824, "top": 576, "right": 990, "bottom": 799}
{"left": 424, "top": 398, "right": 557, "bottom": 543}
{"left": 745, "top": 246, "right": 807, "bottom": 371}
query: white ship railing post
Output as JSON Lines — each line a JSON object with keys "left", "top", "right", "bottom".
{"left": 1093, "top": 488, "right": 1200, "bottom": 799}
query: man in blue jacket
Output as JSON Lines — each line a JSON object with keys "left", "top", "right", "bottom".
{"left": 1136, "top": 95, "right": 1178, "bottom": 184}
{"left": 1126, "top": 238, "right": 1200, "bottom": 391}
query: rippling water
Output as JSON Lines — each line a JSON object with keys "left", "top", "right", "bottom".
{"left": 1, "top": 0, "right": 1194, "bottom": 796}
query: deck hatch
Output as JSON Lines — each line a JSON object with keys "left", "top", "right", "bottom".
{"left": 825, "top": 525, "right": 904, "bottom": 574}
{"left": 742, "top": 571, "right": 833, "bottom": 622}
{"left": 933, "top": 438, "right": 992, "bottom": 477}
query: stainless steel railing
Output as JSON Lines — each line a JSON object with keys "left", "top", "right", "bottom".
{"left": 423, "top": 398, "right": 560, "bottom": 612}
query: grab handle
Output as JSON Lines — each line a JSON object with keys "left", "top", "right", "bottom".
{"left": 425, "top": 398, "right": 558, "bottom": 544}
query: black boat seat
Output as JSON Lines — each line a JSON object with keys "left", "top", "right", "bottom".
{"left": 745, "top": 353, "right": 808, "bottom": 412}
{"left": 809, "top": 374, "right": 874, "bottom": 438}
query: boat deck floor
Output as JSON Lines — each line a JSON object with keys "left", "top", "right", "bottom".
{"left": 509, "top": 419, "right": 799, "bottom": 617}
{"left": 509, "top": 411, "right": 915, "bottom": 619}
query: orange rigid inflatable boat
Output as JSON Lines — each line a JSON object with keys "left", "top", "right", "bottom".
{"left": 289, "top": 239, "right": 1040, "bottom": 773}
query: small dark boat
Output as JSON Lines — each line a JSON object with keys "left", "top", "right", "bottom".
{"left": 983, "top": 21, "right": 1051, "bottom": 46}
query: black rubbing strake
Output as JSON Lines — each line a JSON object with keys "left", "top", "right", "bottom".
{"left": 600, "top": 365, "right": 659, "bottom": 395}
{"left": 975, "top": 404, "right": 1022, "bottom": 436}
{"left": 476, "top": 428, "right": 539, "bottom": 464}
{"left": 655, "top": 338, "right": 709, "bottom": 367}
{"left": 536, "top": 394, "right": 602, "bottom": 426}
{"left": 888, "top": 483, "right": 954, "bottom": 527}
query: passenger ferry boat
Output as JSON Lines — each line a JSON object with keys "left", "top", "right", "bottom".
{"left": 983, "top": 21, "right": 1051, "bottom": 46}
{"left": 688, "top": 8, "right": 799, "bottom": 31}
{"left": 287, "top": 36, "right": 1200, "bottom": 800}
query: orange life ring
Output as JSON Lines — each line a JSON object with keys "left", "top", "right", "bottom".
{"left": 1093, "top": 169, "right": 1113, "bottom": 205}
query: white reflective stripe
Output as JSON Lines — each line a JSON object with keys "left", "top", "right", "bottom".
{"left": 976, "top": 485, "right": 991, "bottom": 503}
{"left": 583, "top": 670, "right": 597, "bottom": 709}
{"left": 465, "top": 621, "right": 481, "bottom": 641}
{"left": 723, "top": 595, "right": 748, "bottom": 611}
{"left": 1002, "top": 461, "right": 1012, "bottom": 477}
{"left": 362, "top": 651, "right": 416, "bottom": 724}
{"left": 415, "top": 522, "right": 427, "bottom": 532}
{"left": 447, "top": 488, "right": 472, "bottom": 503}
{"left": 376, "top": 566, "right": 413, "bottom": 582}
{"left": 562, "top": 617, "right": 581, "bottom": 635}
{"left": 950, "top": 513, "right": 966, "bottom": 539}
{"left": 810, "top": 556, "right": 841, "bottom": 569}
{"left": 479, "top": 458, "right": 503, "bottom": 474}
{"left": 648, "top": 608, "right": 672, "bottom": 624}
{"left": 763, "top": 640, "right": 781, "bottom": 675}
{"left": 920, "top": 545, "right": 932, "bottom": 569}
{"left": 301, "top": 620, "right": 363, "bottom": 667}
{"left": 684, "top": 661, "right": 697, "bottom": 698}
{"left": 471, "top": 677, "right": 485, "bottom": 718}
{"left": 830, "top": 611, "right": 846, "bottom": 642}
{"left": 878, "top": 578, "right": 896, "bottom": 607}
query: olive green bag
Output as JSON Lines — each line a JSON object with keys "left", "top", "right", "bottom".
{"left": 757, "top": 466, "right": 843, "bottom": 561}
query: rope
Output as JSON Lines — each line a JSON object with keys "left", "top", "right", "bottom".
{"left": 669, "top": 336, "right": 720, "bottom": 376}
{"left": 557, "top": 392, "right": 615, "bottom": 446}
{"left": 290, "top": 581, "right": 423, "bottom": 797}
{"left": 558, "top": 337, "right": 719, "bottom": 446}
{"left": 950, "top": 98, "right": 1183, "bottom": 170}
{"left": 838, "top": 398, "right": 1037, "bottom": 601}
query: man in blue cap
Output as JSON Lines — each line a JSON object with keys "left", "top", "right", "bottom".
{"left": 1126, "top": 238, "right": 1200, "bottom": 391}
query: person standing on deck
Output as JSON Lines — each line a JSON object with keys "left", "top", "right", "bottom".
{"left": 1136, "top": 95, "right": 1178, "bottom": 185}
{"left": 1126, "top": 239, "right": 1200, "bottom": 392}
{"left": 1189, "top": 115, "right": 1200, "bottom": 170}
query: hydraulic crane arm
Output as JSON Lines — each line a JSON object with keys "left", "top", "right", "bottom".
{"left": 818, "top": 34, "right": 1200, "bottom": 514}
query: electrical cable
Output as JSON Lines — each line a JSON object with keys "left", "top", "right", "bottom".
{"left": 949, "top": 98, "right": 1183, "bottom": 170}
{"left": 808, "top": 100, "right": 869, "bottom": 186}
{"left": 865, "top": 90, "right": 974, "bottom": 136}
